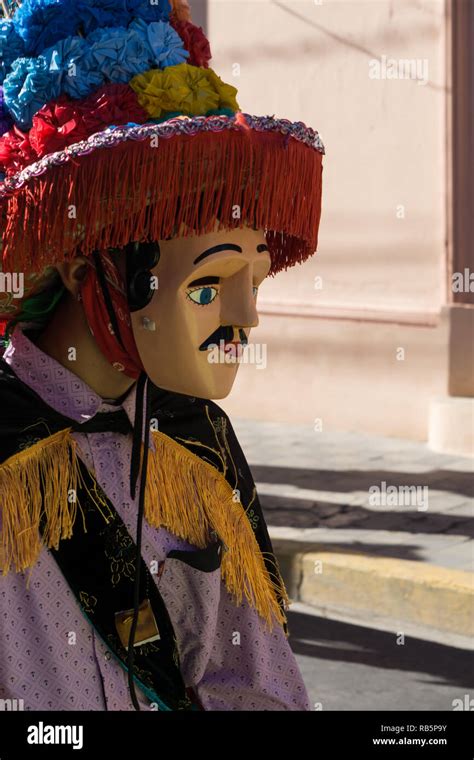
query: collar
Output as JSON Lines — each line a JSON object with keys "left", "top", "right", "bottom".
{"left": 2, "top": 326, "right": 138, "bottom": 427}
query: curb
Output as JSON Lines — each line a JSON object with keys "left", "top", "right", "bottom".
{"left": 273, "top": 540, "right": 474, "bottom": 639}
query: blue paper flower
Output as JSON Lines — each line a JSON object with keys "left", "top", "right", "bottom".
{"left": 11, "top": 0, "right": 173, "bottom": 58}
{"left": 126, "top": 0, "right": 171, "bottom": 23}
{"left": 3, "top": 56, "right": 61, "bottom": 129}
{"left": 87, "top": 26, "right": 152, "bottom": 84}
{"left": 42, "top": 36, "right": 104, "bottom": 99}
{"left": 76, "top": 0, "right": 171, "bottom": 34}
{"left": 13, "top": 0, "right": 81, "bottom": 56}
{"left": 130, "top": 18, "right": 188, "bottom": 68}
{"left": 76, "top": 0, "right": 130, "bottom": 34}
{"left": 0, "top": 20, "right": 26, "bottom": 84}
{"left": 3, "top": 7, "right": 191, "bottom": 129}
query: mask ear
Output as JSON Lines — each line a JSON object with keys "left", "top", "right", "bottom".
{"left": 55, "top": 256, "right": 90, "bottom": 297}
{"left": 126, "top": 242, "right": 161, "bottom": 312}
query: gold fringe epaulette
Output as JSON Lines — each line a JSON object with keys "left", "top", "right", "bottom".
{"left": 0, "top": 428, "right": 290, "bottom": 632}
{"left": 147, "top": 429, "right": 290, "bottom": 632}
{"left": 0, "top": 429, "right": 81, "bottom": 576}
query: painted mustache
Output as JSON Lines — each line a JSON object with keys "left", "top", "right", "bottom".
{"left": 199, "top": 326, "right": 248, "bottom": 351}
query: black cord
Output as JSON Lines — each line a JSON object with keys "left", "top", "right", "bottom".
{"left": 127, "top": 372, "right": 151, "bottom": 711}
{"left": 89, "top": 252, "right": 151, "bottom": 710}
{"left": 130, "top": 371, "right": 146, "bottom": 501}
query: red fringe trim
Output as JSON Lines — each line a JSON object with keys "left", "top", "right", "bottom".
{"left": 1, "top": 129, "right": 323, "bottom": 277}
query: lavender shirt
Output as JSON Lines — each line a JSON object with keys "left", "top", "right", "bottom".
{"left": 0, "top": 328, "right": 310, "bottom": 711}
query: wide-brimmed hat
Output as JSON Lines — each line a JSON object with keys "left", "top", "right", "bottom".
{"left": 0, "top": 0, "right": 324, "bottom": 308}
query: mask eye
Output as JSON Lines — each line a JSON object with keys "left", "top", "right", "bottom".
{"left": 187, "top": 285, "right": 219, "bottom": 306}
{"left": 253, "top": 286, "right": 259, "bottom": 299}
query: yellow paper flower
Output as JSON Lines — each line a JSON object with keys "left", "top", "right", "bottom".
{"left": 205, "top": 68, "right": 240, "bottom": 111}
{"left": 130, "top": 63, "right": 239, "bottom": 119}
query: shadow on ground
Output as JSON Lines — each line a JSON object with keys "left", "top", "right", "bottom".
{"left": 287, "top": 609, "right": 474, "bottom": 691}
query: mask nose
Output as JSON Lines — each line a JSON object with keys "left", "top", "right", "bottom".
{"left": 219, "top": 264, "right": 259, "bottom": 329}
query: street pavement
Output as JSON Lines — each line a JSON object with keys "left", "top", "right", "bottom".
{"left": 230, "top": 419, "right": 474, "bottom": 697}
{"left": 231, "top": 421, "right": 473, "bottom": 571}
{"left": 288, "top": 604, "right": 473, "bottom": 711}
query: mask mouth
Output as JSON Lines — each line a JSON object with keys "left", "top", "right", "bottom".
{"left": 199, "top": 326, "right": 247, "bottom": 351}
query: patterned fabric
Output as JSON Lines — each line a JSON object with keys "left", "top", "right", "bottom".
{"left": 43, "top": 449, "right": 197, "bottom": 712}
{"left": 0, "top": 327, "right": 311, "bottom": 711}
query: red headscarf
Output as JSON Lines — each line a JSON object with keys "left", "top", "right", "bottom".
{"left": 79, "top": 250, "right": 144, "bottom": 379}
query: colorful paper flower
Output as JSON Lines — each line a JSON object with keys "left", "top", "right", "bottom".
{"left": 29, "top": 84, "right": 148, "bottom": 156}
{"left": 169, "top": 18, "right": 211, "bottom": 68}
{"left": 0, "top": 19, "right": 26, "bottom": 84}
{"left": 0, "top": 124, "right": 36, "bottom": 174}
{"left": 3, "top": 56, "right": 61, "bottom": 130}
{"left": 11, "top": 0, "right": 172, "bottom": 57}
{"left": 131, "top": 63, "right": 239, "bottom": 118}
{"left": 130, "top": 18, "right": 188, "bottom": 68}
{"left": 42, "top": 36, "right": 104, "bottom": 99}
{"left": 77, "top": 0, "right": 171, "bottom": 32}
{"left": 126, "top": 0, "right": 171, "bottom": 23}
{"left": 87, "top": 26, "right": 152, "bottom": 84}
{"left": 0, "top": 82, "right": 149, "bottom": 173}
{"left": 205, "top": 68, "right": 240, "bottom": 111}
{"left": 76, "top": 0, "right": 130, "bottom": 35}
{"left": 28, "top": 94, "right": 89, "bottom": 156}
{"left": 13, "top": 0, "right": 81, "bottom": 56}
{"left": 79, "top": 82, "right": 148, "bottom": 130}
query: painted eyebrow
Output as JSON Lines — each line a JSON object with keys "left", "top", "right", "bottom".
{"left": 193, "top": 242, "right": 269, "bottom": 265}
{"left": 193, "top": 244, "right": 242, "bottom": 265}
{"left": 187, "top": 276, "right": 220, "bottom": 287}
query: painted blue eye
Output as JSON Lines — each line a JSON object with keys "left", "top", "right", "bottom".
{"left": 187, "top": 286, "right": 218, "bottom": 305}
{"left": 253, "top": 286, "right": 259, "bottom": 298}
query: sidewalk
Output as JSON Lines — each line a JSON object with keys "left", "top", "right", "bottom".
{"left": 231, "top": 420, "right": 474, "bottom": 647}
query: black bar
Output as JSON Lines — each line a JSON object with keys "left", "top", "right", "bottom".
{"left": 0, "top": 710, "right": 472, "bottom": 757}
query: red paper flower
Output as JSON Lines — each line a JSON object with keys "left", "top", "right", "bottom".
{"left": 0, "top": 84, "right": 149, "bottom": 174}
{"left": 170, "top": 19, "right": 212, "bottom": 69}
{"left": 29, "top": 96, "right": 89, "bottom": 157}
{"left": 0, "top": 125, "right": 36, "bottom": 175}
{"left": 80, "top": 83, "right": 149, "bottom": 132}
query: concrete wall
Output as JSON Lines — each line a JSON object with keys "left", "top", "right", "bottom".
{"left": 200, "top": 0, "right": 469, "bottom": 441}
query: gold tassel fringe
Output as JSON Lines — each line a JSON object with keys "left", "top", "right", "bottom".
{"left": 0, "top": 429, "right": 81, "bottom": 576}
{"left": 146, "top": 429, "right": 290, "bottom": 632}
{"left": 0, "top": 427, "right": 290, "bottom": 632}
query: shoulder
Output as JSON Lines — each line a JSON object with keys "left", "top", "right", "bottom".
{"left": 0, "top": 359, "right": 59, "bottom": 463}
{"left": 0, "top": 358, "right": 38, "bottom": 416}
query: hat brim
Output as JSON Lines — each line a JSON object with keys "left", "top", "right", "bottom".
{"left": 0, "top": 112, "right": 324, "bottom": 278}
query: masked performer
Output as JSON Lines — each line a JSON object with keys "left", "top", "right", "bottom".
{"left": 0, "top": 0, "right": 324, "bottom": 711}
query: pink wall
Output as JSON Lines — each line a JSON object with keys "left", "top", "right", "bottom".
{"left": 204, "top": 0, "right": 470, "bottom": 442}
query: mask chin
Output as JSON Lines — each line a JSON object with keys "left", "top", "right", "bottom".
{"left": 130, "top": 322, "right": 238, "bottom": 399}
{"left": 135, "top": 352, "right": 239, "bottom": 400}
